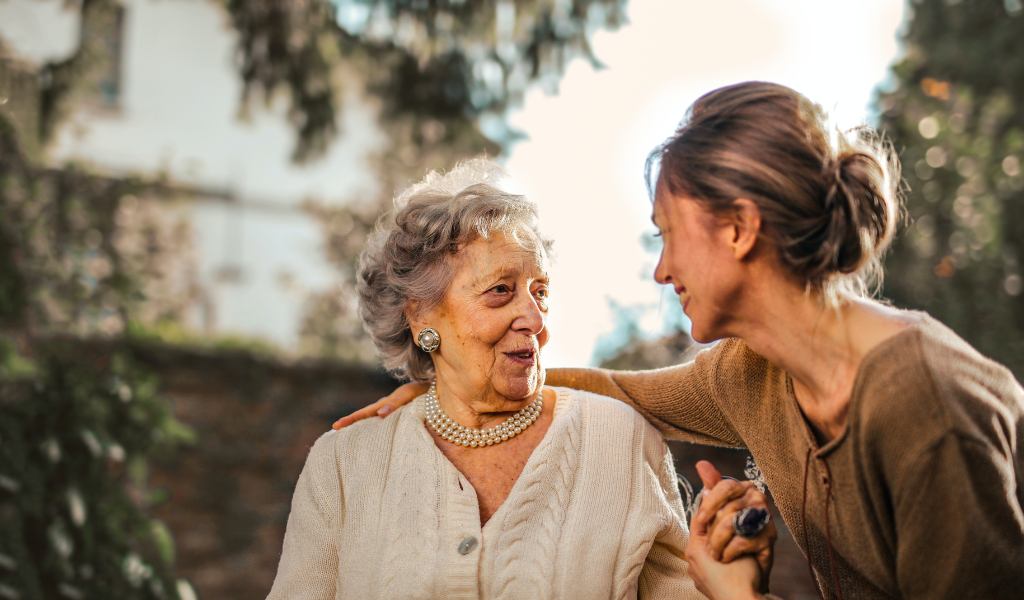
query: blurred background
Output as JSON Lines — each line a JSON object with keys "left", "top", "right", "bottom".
{"left": 1, "top": 0, "right": 1022, "bottom": 598}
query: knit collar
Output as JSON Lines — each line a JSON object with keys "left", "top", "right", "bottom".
{"left": 787, "top": 312, "right": 931, "bottom": 459}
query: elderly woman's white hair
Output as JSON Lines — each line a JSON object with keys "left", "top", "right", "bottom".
{"left": 357, "top": 158, "right": 553, "bottom": 381}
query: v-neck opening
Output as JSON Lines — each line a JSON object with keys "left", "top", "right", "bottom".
{"left": 405, "top": 387, "right": 571, "bottom": 532}
{"left": 784, "top": 314, "right": 928, "bottom": 457}
{"left": 482, "top": 387, "right": 572, "bottom": 534}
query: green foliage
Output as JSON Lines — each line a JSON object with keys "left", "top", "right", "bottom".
{"left": 878, "top": 0, "right": 1024, "bottom": 377}
{"left": 1, "top": 97, "right": 196, "bottom": 600}
{"left": 35, "top": 0, "right": 627, "bottom": 162}
{"left": 0, "top": 335, "right": 194, "bottom": 600}
{"left": 225, "top": 0, "right": 628, "bottom": 160}
{"left": 125, "top": 319, "right": 285, "bottom": 360}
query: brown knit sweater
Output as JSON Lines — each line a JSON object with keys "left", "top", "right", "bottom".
{"left": 547, "top": 314, "right": 1024, "bottom": 600}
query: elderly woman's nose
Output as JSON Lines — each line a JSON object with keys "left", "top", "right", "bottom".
{"left": 511, "top": 291, "right": 546, "bottom": 333}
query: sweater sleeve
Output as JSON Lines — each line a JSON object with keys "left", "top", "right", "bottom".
{"left": 546, "top": 343, "right": 743, "bottom": 447}
{"left": 267, "top": 432, "right": 341, "bottom": 600}
{"left": 637, "top": 441, "right": 707, "bottom": 600}
{"left": 893, "top": 432, "right": 1024, "bottom": 599}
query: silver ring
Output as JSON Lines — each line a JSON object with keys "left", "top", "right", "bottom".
{"left": 417, "top": 327, "right": 440, "bottom": 353}
{"left": 733, "top": 507, "right": 770, "bottom": 539}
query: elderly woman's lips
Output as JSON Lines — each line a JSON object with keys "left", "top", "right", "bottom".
{"left": 504, "top": 349, "right": 537, "bottom": 365}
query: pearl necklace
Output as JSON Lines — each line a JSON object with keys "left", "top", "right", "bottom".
{"left": 424, "top": 381, "right": 543, "bottom": 447}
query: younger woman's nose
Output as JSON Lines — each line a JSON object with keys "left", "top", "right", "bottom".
{"left": 654, "top": 254, "right": 672, "bottom": 285}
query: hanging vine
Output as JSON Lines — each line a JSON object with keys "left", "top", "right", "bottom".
{"left": 0, "top": 107, "right": 197, "bottom": 599}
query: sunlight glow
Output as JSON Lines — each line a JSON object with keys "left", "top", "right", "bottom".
{"left": 505, "top": 0, "right": 906, "bottom": 367}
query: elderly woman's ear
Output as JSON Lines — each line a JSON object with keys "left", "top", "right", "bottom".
{"left": 405, "top": 300, "right": 422, "bottom": 327}
{"left": 406, "top": 302, "right": 423, "bottom": 338}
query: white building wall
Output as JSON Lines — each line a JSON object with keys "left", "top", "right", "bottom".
{"left": 0, "top": 0, "right": 80, "bottom": 63}
{"left": 0, "top": 0, "right": 388, "bottom": 350}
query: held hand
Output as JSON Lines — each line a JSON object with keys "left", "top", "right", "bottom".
{"left": 685, "top": 527, "right": 763, "bottom": 600}
{"left": 332, "top": 381, "right": 428, "bottom": 429}
{"left": 691, "top": 461, "right": 776, "bottom": 590}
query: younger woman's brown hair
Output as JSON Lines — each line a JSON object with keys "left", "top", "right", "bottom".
{"left": 646, "top": 81, "right": 903, "bottom": 302}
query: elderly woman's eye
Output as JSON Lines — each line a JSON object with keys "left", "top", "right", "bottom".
{"left": 491, "top": 284, "right": 512, "bottom": 294}
{"left": 534, "top": 287, "right": 549, "bottom": 298}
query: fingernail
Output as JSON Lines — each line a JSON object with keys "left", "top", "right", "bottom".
{"left": 377, "top": 406, "right": 393, "bottom": 416}
{"left": 332, "top": 421, "right": 342, "bottom": 430}
{"left": 697, "top": 510, "right": 706, "bottom": 522}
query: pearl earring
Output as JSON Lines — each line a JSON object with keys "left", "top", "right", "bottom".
{"left": 417, "top": 327, "right": 440, "bottom": 352}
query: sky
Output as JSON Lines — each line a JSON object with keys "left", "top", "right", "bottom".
{"left": 503, "top": 0, "right": 906, "bottom": 368}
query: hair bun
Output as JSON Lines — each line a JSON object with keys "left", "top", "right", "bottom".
{"left": 818, "top": 147, "right": 896, "bottom": 280}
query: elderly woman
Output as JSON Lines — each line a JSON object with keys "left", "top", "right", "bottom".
{"left": 266, "top": 159, "right": 708, "bottom": 599}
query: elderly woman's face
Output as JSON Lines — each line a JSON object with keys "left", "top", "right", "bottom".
{"left": 419, "top": 230, "right": 550, "bottom": 406}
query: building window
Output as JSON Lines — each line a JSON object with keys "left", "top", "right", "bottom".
{"left": 83, "top": 4, "right": 125, "bottom": 109}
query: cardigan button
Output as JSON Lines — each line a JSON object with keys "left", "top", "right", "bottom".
{"left": 458, "top": 536, "right": 478, "bottom": 555}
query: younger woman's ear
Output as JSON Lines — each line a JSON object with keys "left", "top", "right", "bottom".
{"left": 729, "top": 198, "right": 762, "bottom": 260}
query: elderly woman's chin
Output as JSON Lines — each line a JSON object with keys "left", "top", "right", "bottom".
{"left": 493, "top": 359, "right": 545, "bottom": 402}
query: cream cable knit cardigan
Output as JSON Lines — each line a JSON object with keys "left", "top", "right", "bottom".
{"left": 267, "top": 387, "right": 704, "bottom": 600}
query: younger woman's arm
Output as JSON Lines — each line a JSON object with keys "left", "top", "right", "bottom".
{"left": 545, "top": 344, "right": 743, "bottom": 448}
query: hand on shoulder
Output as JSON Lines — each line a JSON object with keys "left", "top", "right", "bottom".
{"left": 333, "top": 381, "right": 428, "bottom": 429}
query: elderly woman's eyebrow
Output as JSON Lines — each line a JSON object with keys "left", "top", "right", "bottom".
{"left": 473, "top": 264, "right": 549, "bottom": 287}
